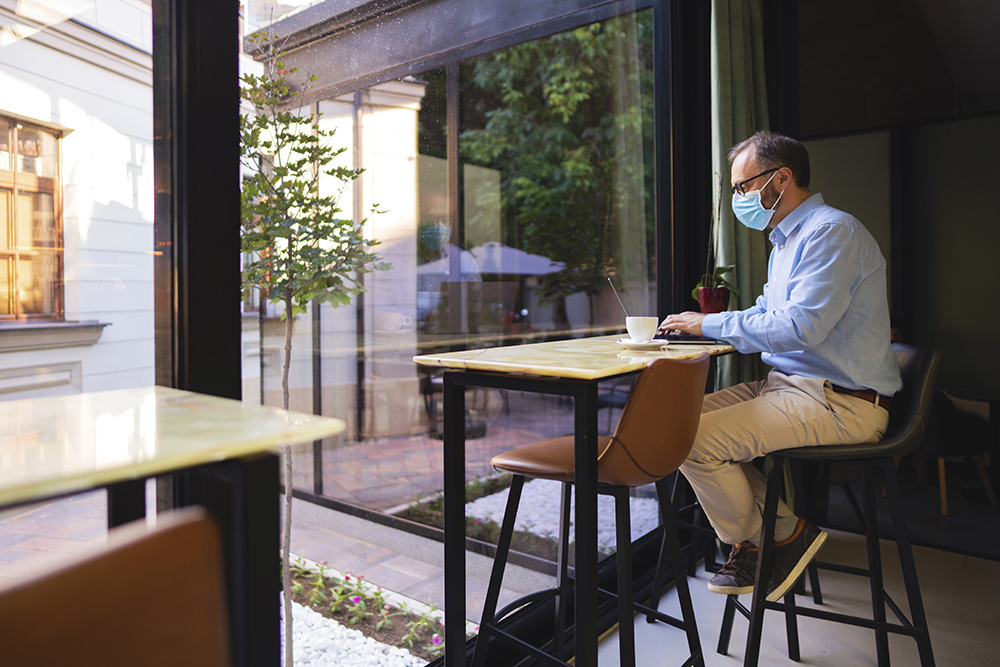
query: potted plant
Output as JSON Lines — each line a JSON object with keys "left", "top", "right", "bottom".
{"left": 692, "top": 175, "right": 740, "bottom": 314}
{"left": 692, "top": 264, "right": 739, "bottom": 314}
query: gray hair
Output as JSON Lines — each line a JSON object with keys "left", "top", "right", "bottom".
{"left": 728, "top": 131, "right": 810, "bottom": 188}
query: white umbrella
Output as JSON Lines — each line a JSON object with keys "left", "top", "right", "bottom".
{"left": 470, "top": 241, "right": 563, "bottom": 275}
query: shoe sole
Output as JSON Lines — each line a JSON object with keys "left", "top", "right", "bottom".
{"left": 707, "top": 581, "right": 754, "bottom": 595}
{"left": 765, "top": 529, "right": 828, "bottom": 602}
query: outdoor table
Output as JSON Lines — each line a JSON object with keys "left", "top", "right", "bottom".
{"left": 414, "top": 334, "right": 734, "bottom": 666}
{"left": 0, "top": 386, "right": 345, "bottom": 667}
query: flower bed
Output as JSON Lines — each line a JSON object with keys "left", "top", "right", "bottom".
{"left": 290, "top": 560, "right": 449, "bottom": 662}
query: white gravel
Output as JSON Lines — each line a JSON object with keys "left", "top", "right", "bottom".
{"left": 281, "top": 597, "right": 426, "bottom": 667}
{"left": 465, "top": 477, "right": 662, "bottom": 554}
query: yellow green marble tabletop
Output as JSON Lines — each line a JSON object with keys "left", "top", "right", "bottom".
{"left": 413, "top": 334, "right": 734, "bottom": 380}
{"left": 0, "top": 386, "right": 346, "bottom": 507}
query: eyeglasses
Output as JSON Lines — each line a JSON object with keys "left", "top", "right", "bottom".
{"left": 730, "top": 167, "right": 780, "bottom": 196}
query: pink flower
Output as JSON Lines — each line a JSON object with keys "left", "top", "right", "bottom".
{"left": 432, "top": 634, "right": 442, "bottom": 646}
{"left": 351, "top": 596, "right": 362, "bottom": 604}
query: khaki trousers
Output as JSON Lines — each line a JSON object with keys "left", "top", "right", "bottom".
{"left": 679, "top": 370, "right": 889, "bottom": 545}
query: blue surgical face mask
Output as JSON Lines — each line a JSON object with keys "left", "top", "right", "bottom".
{"left": 731, "top": 171, "right": 783, "bottom": 231}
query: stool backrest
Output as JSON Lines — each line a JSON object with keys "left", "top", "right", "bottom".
{"left": 881, "top": 343, "right": 941, "bottom": 457}
{"left": 598, "top": 353, "right": 710, "bottom": 487}
{"left": 0, "top": 507, "right": 230, "bottom": 667}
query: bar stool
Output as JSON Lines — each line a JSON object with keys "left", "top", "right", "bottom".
{"left": 472, "top": 354, "right": 711, "bottom": 667}
{"left": 718, "top": 343, "right": 940, "bottom": 667}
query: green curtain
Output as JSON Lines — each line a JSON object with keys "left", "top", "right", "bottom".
{"left": 710, "top": 0, "right": 771, "bottom": 387}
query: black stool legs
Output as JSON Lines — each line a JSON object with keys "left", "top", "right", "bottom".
{"left": 862, "top": 463, "right": 890, "bottom": 665}
{"left": 720, "top": 454, "right": 935, "bottom": 667}
{"left": 473, "top": 477, "right": 704, "bottom": 667}
{"left": 612, "top": 487, "right": 637, "bottom": 665}
{"left": 471, "top": 475, "right": 525, "bottom": 667}
{"left": 882, "top": 458, "right": 935, "bottom": 665}
{"left": 647, "top": 480, "right": 704, "bottom": 665}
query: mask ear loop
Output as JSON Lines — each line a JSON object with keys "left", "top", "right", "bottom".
{"left": 764, "top": 169, "right": 784, "bottom": 212}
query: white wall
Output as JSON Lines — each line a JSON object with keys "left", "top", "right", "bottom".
{"left": 0, "top": 4, "right": 153, "bottom": 397}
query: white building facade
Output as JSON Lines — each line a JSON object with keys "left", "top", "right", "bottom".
{"left": 0, "top": 0, "right": 154, "bottom": 399}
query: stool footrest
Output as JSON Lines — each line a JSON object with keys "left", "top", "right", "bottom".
{"left": 764, "top": 599, "right": 925, "bottom": 638}
{"left": 596, "top": 585, "right": 690, "bottom": 632}
{"left": 812, "top": 560, "right": 870, "bottom": 578}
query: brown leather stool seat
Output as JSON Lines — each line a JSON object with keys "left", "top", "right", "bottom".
{"left": 472, "top": 354, "right": 711, "bottom": 667}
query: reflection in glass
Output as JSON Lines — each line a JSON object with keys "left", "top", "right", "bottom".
{"left": 0, "top": 119, "right": 9, "bottom": 170}
{"left": 242, "top": 10, "right": 655, "bottom": 519}
{"left": 17, "top": 127, "right": 57, "bottom": 178}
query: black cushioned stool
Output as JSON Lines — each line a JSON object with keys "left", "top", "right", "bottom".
{"left": 718, "top": 343, "right": 940, "bottom": 667}
{"left": 472, "top": 355, "right": 711, "bottom": 667}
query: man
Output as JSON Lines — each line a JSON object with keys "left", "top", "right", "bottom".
{"left": 659, "top": 131, "right": 901, "bottom": 601}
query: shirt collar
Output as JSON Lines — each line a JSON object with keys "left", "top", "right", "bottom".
{"left": 769, "top": 193, "right": 825, "bottom": 246}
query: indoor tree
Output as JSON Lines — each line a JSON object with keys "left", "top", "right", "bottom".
{"left": 239, "top": 32, "right": 387, "bottom": 664}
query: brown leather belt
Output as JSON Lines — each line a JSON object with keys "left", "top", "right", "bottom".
{"left": 831, "top": 384, "right": 892, "bottom": 411}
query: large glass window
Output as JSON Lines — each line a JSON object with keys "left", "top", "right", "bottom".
{"left": 241, "top": 9, "right": 656, "bottom": 520}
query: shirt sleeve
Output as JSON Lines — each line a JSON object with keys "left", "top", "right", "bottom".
{"left": 702, "top": 223, "right": 861, "bottom": 354}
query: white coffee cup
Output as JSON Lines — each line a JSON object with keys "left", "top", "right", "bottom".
{"left": 626, "top": 316, "right": 658, "bottom": 342}
{"left": 375, "top": 312, "right": 414, "bottom": 331}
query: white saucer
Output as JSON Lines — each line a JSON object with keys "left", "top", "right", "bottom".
{"left": 616, "top": 338, "right": 668, "bottom": 350}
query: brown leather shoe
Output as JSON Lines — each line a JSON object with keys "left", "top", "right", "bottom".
{"left": 707, "top": 542, "right": 758, "bottom": 595}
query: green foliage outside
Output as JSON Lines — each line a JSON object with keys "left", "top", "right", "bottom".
{"left": 458, "top": 12, "right": 654, "bottom": 310}
{"left": 240, "top": 35, "right": 389, "bottom": 397}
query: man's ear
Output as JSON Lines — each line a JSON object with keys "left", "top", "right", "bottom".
{"left": 777, "top": 166, "right": 794, "bottom": 189}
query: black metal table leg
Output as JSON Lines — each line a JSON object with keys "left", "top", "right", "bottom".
{"left": 107, "top": 478, "right": 146, "bottom": 528}
{"left": 443, "top": 372, "right": 467, "bottom": 667}
{"left": 573, "top": 381, "right": 600, "bottom": 666}
{"left": 175, "top": 452, "right": 280, "bottom": 667}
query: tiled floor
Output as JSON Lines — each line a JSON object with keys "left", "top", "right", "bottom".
{"left": 599, "top": 529, "right": 1000, "bottom": 667}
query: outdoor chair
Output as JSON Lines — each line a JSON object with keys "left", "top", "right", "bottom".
{"left": 0, "top": 507, "right": 230, "bottom": 667}
{"left": 597, "top": 375, "right": 635, "bottom": 432}
{"left": 472, "top": 354, "right": 710, "bottom": 667}
{"left": 717, "top": 343, "right": 939, "bottom": 667}
{"left": 917, "top": 389, "right": 997, "bottom": 515}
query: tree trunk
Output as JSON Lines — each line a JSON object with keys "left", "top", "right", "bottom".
{"left": 282, "top": 289, "right": 294, "bottom": 666}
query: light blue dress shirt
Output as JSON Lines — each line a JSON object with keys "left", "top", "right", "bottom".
{"left": 701, "top": 193, "right": 902, "bottom": 397}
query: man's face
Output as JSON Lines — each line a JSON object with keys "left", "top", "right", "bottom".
{"left": 731, "top": 150, "right": 782, "bottom": 210}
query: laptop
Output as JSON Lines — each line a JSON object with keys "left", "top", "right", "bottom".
{"left": 653, "top": 331, "right": 722, "bottom": 344}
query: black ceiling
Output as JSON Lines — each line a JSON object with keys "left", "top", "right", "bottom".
{"left": 798, "top": 0, "right": 1000, "bottom": 137}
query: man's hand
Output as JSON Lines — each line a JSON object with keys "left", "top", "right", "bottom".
{"left": 658, "top": 311, "right": 706, "bottom": 336}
